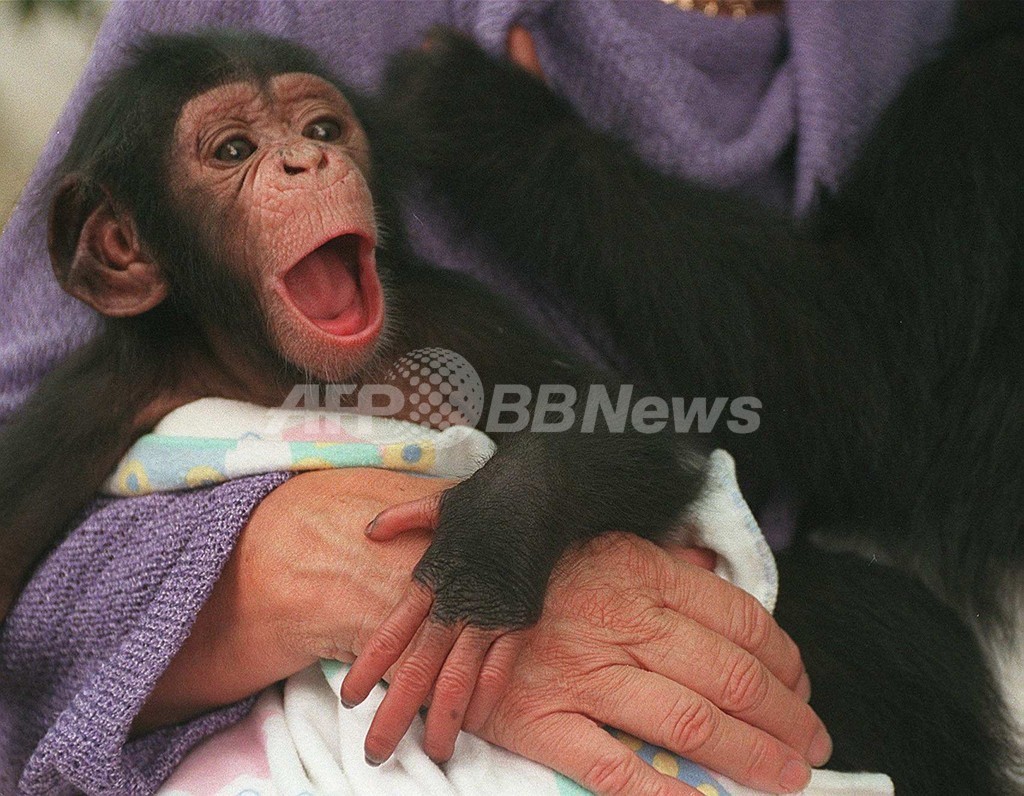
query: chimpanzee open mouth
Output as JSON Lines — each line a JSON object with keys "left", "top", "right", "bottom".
{"left": 281, "top": 232, "right": 383, "bottom": 338}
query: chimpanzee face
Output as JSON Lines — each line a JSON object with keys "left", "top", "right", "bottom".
{"left": 170, "top": 73, "right": 386, "bottom": 380}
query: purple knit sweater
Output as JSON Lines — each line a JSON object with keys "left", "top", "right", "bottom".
{"left": 0, "top": 2, "right": 955, "bottom": 793}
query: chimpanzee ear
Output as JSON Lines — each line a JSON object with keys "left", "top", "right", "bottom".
{"left": 47, "top": 177, "right": 168, "bottom": 317}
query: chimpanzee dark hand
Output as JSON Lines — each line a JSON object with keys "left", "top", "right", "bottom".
{"left": 340, "top": 473, "right": 561, "bottom": 765}
{"left": 380, "top": 27, "right": 572, "bottom": 180}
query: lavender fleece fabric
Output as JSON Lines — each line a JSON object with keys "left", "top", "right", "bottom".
{"left": 0, "top": 1, "right": 956, "bottom": 793}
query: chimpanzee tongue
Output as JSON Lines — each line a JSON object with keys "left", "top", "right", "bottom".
{"left": 283, "top": 238, "right": 365, "bottom": 335}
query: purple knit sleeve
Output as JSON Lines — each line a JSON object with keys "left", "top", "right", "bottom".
{"left": 0, "top": 473, "right": 289, "bottom": 795}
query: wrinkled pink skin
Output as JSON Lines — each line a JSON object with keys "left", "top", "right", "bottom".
{"left": 171, "top": 74, "right": 385, "bottom": 384}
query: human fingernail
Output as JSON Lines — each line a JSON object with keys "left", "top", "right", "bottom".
{"left": 365, "top": 518, "right": 377, "bottom": 536}
{"left": 808, "top": 727, "right": 833, "bottom": 766}
{"left": 341, "top": 695, "right": 356, "bottom": 709}
{"left": 797, "top": 671, "right": 811, "bottom": 701}
{"left": 365, "top": 753, "right": 384, "bottom": 767}
{"left": 779, "top": 758, "right": 811, "bottom": 792}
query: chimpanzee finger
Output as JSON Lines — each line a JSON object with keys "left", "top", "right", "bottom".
{"left": 341, "top": 580, "right": 433, "bottom": 708}
{"left": 365, "top": 493, "right": 442, "bottom": 541}
{"left": 363, "top": 619, "right": 462, "bottom": 764}
{"left": 506, "top": 25, "right": 545, "bottom": 80}
{"left": 421, "top": 627, "right": 498, "bottom": 762}
{"left": 462, "top": 633, "right": 526, "bottom": 733}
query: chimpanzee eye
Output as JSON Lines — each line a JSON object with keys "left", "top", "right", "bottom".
{"left": 302, "top": 118, "right": 343, "bottom": 142}
{"left": 215, "top": 138, "right": 255, "bottom": 162}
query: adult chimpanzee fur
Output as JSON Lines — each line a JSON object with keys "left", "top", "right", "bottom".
{"left": 0, "top": 14, "right": 1021, "bottom": 794}
{"left": 378, "top": 17, "right": 1024, "bottom": 796}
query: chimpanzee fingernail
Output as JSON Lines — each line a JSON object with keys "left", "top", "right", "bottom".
{"left": 365, "top": 518, "right": 377, "bottom": 536}
{"left": 340, "top": 695, "right": 356, "bottom": 709}
{"left": 365, "top": 753, "right": 384, "bottom": 767}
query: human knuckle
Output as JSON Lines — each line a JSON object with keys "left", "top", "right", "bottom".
{"left": 721, "top": 653, "right": 770, "bottom": 714}
{"left": 586, "top": 532, "right": 635, "bottom": 564}
{"left": 573, "top": 589, "right": 655, "bottom": 640}
{"left": 632, "top": 603, "right": 671, "bottom": 641}
{"left": 663, "top": 696, "right": 717, "bottom": 754}
{"left": 572, "top": 586, "right": 619, "bottom": 628}
{"left": 583, "top": 750, "right": 636, "bottom": 795}
{"left": 620, "top": 535, "right": 658, "bottom": 578}
{"left": 731, "top": 595, "right": 773, "bottom": 652}
{"left": 739, "top": 732, "right": 777, "bottom": 783}
{"left": 671, "top": 567, "right": 703, "bottom": 615}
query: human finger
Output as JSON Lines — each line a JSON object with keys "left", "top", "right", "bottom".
{"left": 586, "top": 665, "right": 813, "bottom": 794}
{"left": 521, "top": 714, "right": 703, "bottom": 796}
{"left": 627, "top": 611, "right": 830, "bottom": 765}
{"left": 663, "top": 563, "right": 807, "bottom": 694}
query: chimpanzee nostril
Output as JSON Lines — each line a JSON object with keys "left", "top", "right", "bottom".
{"left": 280, "top": 144, "right": 322, "bottom": 177}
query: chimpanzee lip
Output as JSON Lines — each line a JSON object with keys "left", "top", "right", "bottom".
{"left": 279, "top": 231, "right": 384, "bottom": 342}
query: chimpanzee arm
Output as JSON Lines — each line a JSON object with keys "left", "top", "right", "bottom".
{"left": 378, "top": 32, "right": 904, "bottom": 511}
{"left": 396, "top": 264, "right": 710, "bottom": 605}
{"left": 341, "top": 264, "right": 709, "bottom": 764}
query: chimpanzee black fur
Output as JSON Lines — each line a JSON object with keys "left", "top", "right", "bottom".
{"left": 375, "top": 13, "right": 1024, "bottom": 794}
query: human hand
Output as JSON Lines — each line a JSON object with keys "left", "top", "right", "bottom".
{"left": 459, "top": 533, "right": 830, "bottom": 795}
{"left": 137, "top": 469, "right": 828, "bottom": 795}
{"left": 134, "top": 468, "right": 453, "bottom": 733}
